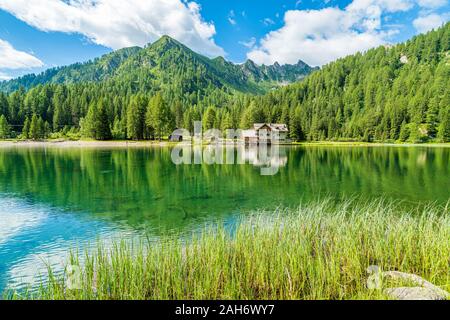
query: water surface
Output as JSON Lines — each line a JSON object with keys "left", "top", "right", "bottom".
{"left": 0, "top": 145, "right": 449, "bottom": 291}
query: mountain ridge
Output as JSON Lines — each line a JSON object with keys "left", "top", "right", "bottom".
{"left": 0, "top": 36, "right": 317, "bottom": 94}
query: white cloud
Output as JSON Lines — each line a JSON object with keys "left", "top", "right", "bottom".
{"left": 0, "top": 39, "right": 44, "bottom": 71}
{"left": 247, "top": 0, "right": 416, "bottom": 66}
{"left": 239, "top": 37, "right": 257, "bottom": 49}
{"left": 263, "top": 18, "right": 275, "bottom": 26}
{"left": 417, "top": 0, "right": 448, "bottom": 9}
{"left": 0, "top": 71, "right": 12, "bottom": 81}
{"left": 228, "top": 18, "right": 237, "bottom": 26}
{"left": 228, "top": 10, "right": 237, "bottom": 26}
{"left": 0, "top": 0, "right": 225, "bottom": 57}
{"left": 413, "top": 13, "right": 446, "bottom": 32}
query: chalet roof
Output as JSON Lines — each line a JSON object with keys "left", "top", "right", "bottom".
{"left": 254, "top": 123, "right": 288, "bottom": 132}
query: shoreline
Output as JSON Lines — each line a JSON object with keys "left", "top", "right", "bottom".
{"left": 0, "top": 139, "right": 449, "bottom": 149}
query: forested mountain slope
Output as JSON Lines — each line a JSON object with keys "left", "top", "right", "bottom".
{"left": 0, "top": 36, "right": 315, "bottom": 94}
{"left": 0, "top": 24, "right": 448, "bottom": 143}
{"left": 0, "top": 47, "right": 141, "bottom": 93}
{"left": 255, "top": 22, "right": 450, "bottom": 142}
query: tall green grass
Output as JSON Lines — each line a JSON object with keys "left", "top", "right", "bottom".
{"left": 12, "top": 199, "right": 450, "bottom": 300}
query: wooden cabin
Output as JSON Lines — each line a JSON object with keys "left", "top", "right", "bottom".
{"left": 242, "top": 123, "right": 289, "bottom": 144}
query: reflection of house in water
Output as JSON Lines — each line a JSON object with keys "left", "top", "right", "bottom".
{"left": 242, "top": 123, "right": 289, "bottom": 144}
{"left": 239, "top": 145, "right": 288, "bottom": 169}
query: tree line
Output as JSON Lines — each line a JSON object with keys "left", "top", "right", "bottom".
{"left": 0, "top": 23, "right": 448, "bottom": 142}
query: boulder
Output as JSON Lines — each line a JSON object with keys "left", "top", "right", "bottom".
{"left": 367, "top": 266, "right": 450, "bottom": 301}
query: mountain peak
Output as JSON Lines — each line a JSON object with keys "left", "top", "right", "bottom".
{"left": 150, "top": 35, "right": 185, "bottom": 51}
{"left": 244, "top": 59, "right": 257, "bottom": 66}
{"left": 0, "top": 34, "right": 316, "bottom": 94}
{"left": 158, "top": 35, "right": 177, "bottom": 43}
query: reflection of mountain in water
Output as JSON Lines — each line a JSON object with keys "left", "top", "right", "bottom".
{"left": 0, "top": 146, "right": 449, "bottom": 292}
{"left": 0, "top": 146, "right": 448, "bottom": 237}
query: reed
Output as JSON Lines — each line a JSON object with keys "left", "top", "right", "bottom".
{"left": 12, "top": 199, "right": 450, "bottom": 300}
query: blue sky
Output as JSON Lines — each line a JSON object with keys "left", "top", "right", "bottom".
{"left": 0, "top": 0, "right": 448, "bottom": 80}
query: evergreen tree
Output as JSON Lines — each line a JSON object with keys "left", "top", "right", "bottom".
{"left": 29, "top": 114, "right": 40, "bottom": 140}
{"left": 96, "top": 100, "right": 112, "bottom": 140}
{"left": 37, "top": 117, "right": 45, "bottom": 139}
{"left": 127, "top": 96, "right": 144, "bottom": 140}
{"left": 289, "top": 106, "right": 305, "bottom": 141}
{"left": 81, "top": 102, "right": 98, "bottom": 139}
{"left": 426, "top": 98, "right": 439, "bottom": 138}
{"left": 173, "top": 100, "right": 184, "bottom": 129}
{"left": 0, "top": 115, "right": 10, "bottom": 139}
{"left": 408, "top": 123, "right": 420, "bottom": 143}
{"left": 202, "top": 105, "right": 217, "bottom": 131}
{"left": 111, "top": 116, "right": 126, "bottom": 140}
{"left": 221, "top": 111, "right": 233, "bottom": 132}
{"left": 240, "top": 102, "right": 256, "bottom": 129}
{"left": 44, "top": 121, "right": 51, "bottom": 139}
{"left": 146, "top": 93, "right": 169, "bottom": 140}
{"left": 438, "top": 108, "right": 450, "bottom": 142}
{"left": 398, "top": 120, "right": 409, "bottom": 142}
{"left": 22, "top": 117, "right": 30, "bottom": 139}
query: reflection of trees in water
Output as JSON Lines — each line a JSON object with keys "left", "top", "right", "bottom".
{"left": 0, "top": 146, "right": 448, "bottom": 234}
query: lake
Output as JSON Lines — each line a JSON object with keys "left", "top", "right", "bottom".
{"left": 0, "top": 145, "right": 449, "bottom": 292}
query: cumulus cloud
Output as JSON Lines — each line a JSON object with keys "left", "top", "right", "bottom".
{"left": 413, "top": 13, "right": 446, "bottom": 32}
{"left": 0, "top": 0, "right": 224, "bottom": 57}
{"left": 247, "top": 0, "right": 417, "bottom": 66}
{"left": 0, "top": 39, "right": 44, "bottom": 72}
{"left": 417, "top": 0, "right": 448, "bottom": 9}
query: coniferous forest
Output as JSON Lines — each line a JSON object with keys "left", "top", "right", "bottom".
{"left": 0, "top": 23, "right": 448, "bottom": 143}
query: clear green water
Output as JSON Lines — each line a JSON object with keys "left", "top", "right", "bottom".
{"left": 0, "top": 145, "right": 449, "bottom": 291}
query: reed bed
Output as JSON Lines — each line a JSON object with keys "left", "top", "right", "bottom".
{"left": 10, "top": 199, "right": 450, "bottom": 300}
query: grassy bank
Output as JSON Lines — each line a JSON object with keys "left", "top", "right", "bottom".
{"left": 9, "top": 199, "right": 450, "bottom": 300}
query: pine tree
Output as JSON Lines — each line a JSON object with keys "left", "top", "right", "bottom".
{"left": 426, "top": 98, "right": 439, "bottom": 138}
{"left": 29, "top": 114, "right": 40, "bottom": 140}
{"left": 52, "top": 100, "right": 65, "bottom": 132}
{"left": 280, "top": 104, "right": 290, "bottom": 126}
{"left": 173, "top": 100, "right": 184, "bottom": 129}
{"left": 81, "top": 102, "right": 97, "bottom": 139}
{"left": 0, "top": 115, "right": 10, "bottom": 139}
{"left": 37, "top": 117, "right": 45, "bottom": 139}
{"left": 202, "top": 105, "right": 216, "bottom": 131}
{"left": 221, "top": 111, "right": 233, "bottom": 132}
{"left": 95, "top": 100, "right": 112, "bottom": 140}
{"left": 399, "top": 120, "right": 409, "bottom": 142}
{"left": 127, "top": 96, "right": 144, "bottom": 140}
{"left": 408, "top": 122, "right": 419, "bottom": 143}
{"left": 240, "top": 102, "right": 256, "bottom": 129}
{"left": 44, "top": 121, "right": 51, "bottom": 138}
{"left": 438, "top": 108, "right": 450, "bottom": 142}
{"left": 0, "top": 93, "right": 9, "bottom": 118}
{"left": 146, "top": 93, "right": 169, "bottom": 141}
{"left": 289, "top": 106, "right": 305, "bottom": 141}
{"left": 111, "top": 116, "right": 126, "bottom": 140}
{"left": 22, "top": 117, "right": 30, "bottom": 139}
